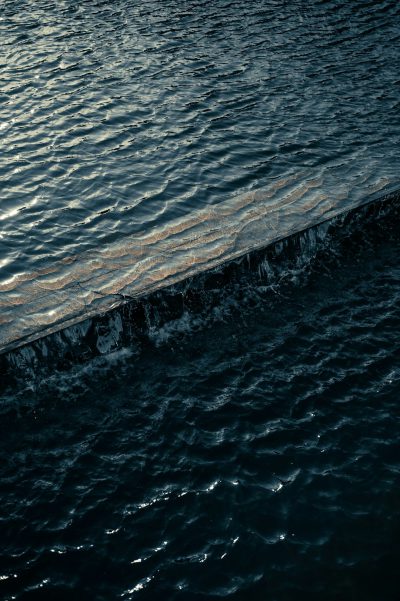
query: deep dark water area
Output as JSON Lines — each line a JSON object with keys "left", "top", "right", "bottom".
{"left": 1, "top": 208, "right": 399, "bottom": 601}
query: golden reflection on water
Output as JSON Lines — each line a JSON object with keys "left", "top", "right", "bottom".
{"left": 0, "top": 169, "right": 397, "bottom": 353}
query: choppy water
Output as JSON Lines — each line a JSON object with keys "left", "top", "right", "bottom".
{"left": 1, "top": 0, "right": 400, "bottom": 599}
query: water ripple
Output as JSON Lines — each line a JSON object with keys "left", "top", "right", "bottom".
{"left": 1, "top": 1, "right": 400, "bottom": 599}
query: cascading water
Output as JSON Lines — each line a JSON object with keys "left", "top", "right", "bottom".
{"left": 2, "top": 189, "right": 398, "bottom": 388}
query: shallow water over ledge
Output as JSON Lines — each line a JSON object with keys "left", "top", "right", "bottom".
{"left": 0, "top": 171, "right": 397, "bottom": 355}
{"left": 1, "top": 190, "right": 399, "bottom": 383}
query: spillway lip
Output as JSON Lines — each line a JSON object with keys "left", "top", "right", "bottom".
{"left": 0, "top": 179, "right": 399, "bottom": 357}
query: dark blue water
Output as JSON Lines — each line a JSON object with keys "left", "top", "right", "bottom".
{"left": 1, "top": 209, "right": 400, "bottom": 600}
{"left": 1, "top": 1, "right": 400, "bottom": 599}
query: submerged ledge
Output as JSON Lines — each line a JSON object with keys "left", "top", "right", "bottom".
{"left": 0, "top": 167, "right": 399, "bottom": 355}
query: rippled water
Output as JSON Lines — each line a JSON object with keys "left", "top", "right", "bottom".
{"left": 1, "top": 0, "right": 400, "bottom": 599}
{"left": 1, "top": 0, "right": 400, "bottom": 348}
{"left": 3, "top": 0, "right": 400, "bottom": 246}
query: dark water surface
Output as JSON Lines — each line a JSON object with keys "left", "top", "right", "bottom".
{"left": 1, "top": 0, "right": 400, "bottom": 599}
{"left": 1, "top": 210, "right": 400, "bottom": 600}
